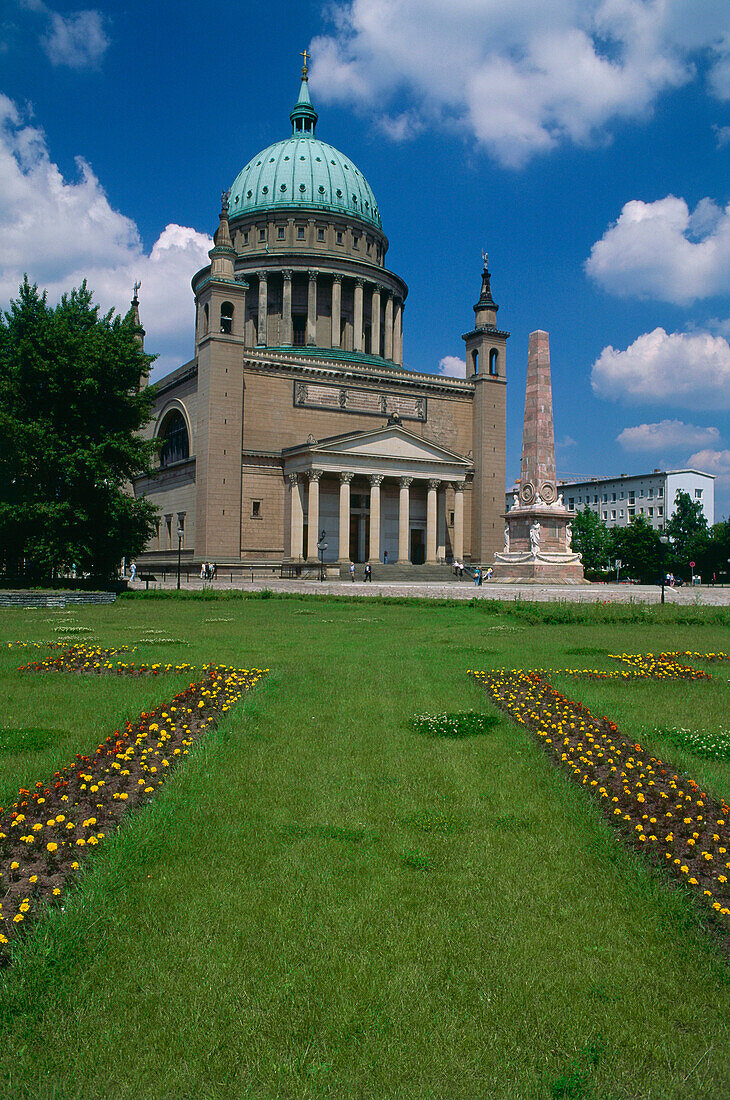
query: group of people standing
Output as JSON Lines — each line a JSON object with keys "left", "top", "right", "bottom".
{"left": 200, "top": 561, "right": 217, "bottom": 582}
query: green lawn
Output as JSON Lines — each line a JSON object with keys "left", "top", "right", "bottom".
{"left": 0, "top": 595, "right": 729, "bottom": 1099}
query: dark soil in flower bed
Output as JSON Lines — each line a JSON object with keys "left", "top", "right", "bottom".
{"left": 0, "top": 646, "right": 266, "bottom": 960}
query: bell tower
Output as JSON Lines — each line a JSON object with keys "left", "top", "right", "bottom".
{"left": 463, "top": 254, "right": 509, "bottom": 562}
{"left": 194, "top": 192, "right": 249, "bottom": 560}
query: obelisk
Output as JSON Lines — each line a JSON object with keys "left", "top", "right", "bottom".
{"left": 491, "top": 330, "right": 586, "bottom": 583}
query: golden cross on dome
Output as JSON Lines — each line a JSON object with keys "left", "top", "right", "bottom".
{"left": 300, "top": 48, "right": 309, "bottom": 75}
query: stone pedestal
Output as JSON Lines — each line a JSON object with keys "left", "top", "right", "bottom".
{"left": 492, "top": 501, "right": 586, "bottom": 583}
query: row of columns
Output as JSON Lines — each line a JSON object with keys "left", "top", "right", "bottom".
{"left": 255, "top": 270, "right": 404, "bottom": 364}
{"left": 287, "top": 471, "right": 465, "bottom": 564}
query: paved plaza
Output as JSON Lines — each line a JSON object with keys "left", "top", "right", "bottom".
{"left": 134, "top": 574, "right": 730, "bottom": 605}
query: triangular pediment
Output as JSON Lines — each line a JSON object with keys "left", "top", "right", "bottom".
{"left": 305, "top": 425, "right": 470, "bottom": 466}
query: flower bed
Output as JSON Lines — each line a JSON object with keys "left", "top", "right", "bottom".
{"left": 0, "top": 645, "right": 266, "bottom": 960}
{"left": 470, "top": 654, "right": 730, "bottom": 933}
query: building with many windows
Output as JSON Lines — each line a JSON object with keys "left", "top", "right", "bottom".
{"left": 507, "top": 469, "right": 715, "bottom": 530}
{"left": 133, "top": 66, "right": 509, "bottom": 570}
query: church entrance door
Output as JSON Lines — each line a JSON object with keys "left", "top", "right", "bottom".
{"left": 410, "top": 528, "right": 425, "bottom": 565}
{"left": 349, "top": 513, "right": 369, "bottom": 563}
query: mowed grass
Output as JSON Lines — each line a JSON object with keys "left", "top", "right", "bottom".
{"left": 0, "top": 597, "right": 728, "bottom": 1099}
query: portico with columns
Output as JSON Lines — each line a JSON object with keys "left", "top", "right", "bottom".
{"left": 283, "top": 421, "right": 470, "bottom": 565}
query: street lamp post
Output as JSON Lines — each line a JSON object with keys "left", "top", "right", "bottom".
{"left": 316, "top": 529, "right": 327, "bottom": 582}
{"left": 176, "top": 526, "right": 184, "bottom": 591}
{"left": 660, "top": 535, "right": 669, "bottom": 604}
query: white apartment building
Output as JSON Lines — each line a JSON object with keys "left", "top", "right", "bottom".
{"left": 507, "top": 469, "right": 715, "bottom": 530}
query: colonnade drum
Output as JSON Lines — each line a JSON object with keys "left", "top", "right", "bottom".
{"left": 287, "top": 471, "right": 466, "bottom": 565}
{"left": 198, "top": 270, "right": 404, "bottom": 365}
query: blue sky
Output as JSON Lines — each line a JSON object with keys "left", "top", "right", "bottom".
{"left": 2, "top": 0, "right": 730, "bottom": 515}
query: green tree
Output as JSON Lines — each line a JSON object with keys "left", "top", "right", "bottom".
{"left": 571, "top": 507, "right": 611, "bottom": 573}
{"left": 610, "top": 515, "right": 662, "bottom": 584}
{"left": 665, "top": 489, "right": 709, "bottom": 574}
{"left": 0, "top": 278, "right": 159, "bottom": 581}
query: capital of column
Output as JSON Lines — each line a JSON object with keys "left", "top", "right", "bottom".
{"left": 308, "top": 468, "right": 323, "bottom": 482}
{"left": 257, "top": 270, "right": 268, "bottom": 282}
{"left": 399, "top": 476, "right": 413, "bottom": 488}
{"left": 452, "top": 481, "right": 465, "bottom": 494}
{"left": 339, "top": 471, "right": 354, "bottom": 484}
{"left": 308, "top": 269, "right": 318, "bottom": 282}
{"left": 287, "top": 473, "right": 298, "bottom": 486}
{"left": 369, "top": 474, "right": 385, "bottom": 487}
{"left": 332, "top": 273, "right": 343, "bottom": 284}
{"left": 355, "top": 278, "right": 365, "bottom": 288}
{"left": 282, "top": 269, "right": 292, "bottom": 281}
{"left": 427, "top": 478, "right": 441, "bottom": 491}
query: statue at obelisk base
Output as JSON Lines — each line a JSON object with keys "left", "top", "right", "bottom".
{"left": 491, "top": 329, "right": 587, "bottom": 584}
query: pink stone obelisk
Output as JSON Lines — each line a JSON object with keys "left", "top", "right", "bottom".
{"left": 520, "top": 330, "right": 556, "bottom": 505}
{"left": 491, "top": 330, "right": 586, "bottom": 583}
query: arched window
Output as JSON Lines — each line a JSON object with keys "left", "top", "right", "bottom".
{"left": 471, "top": 349, "right": 479, "bottom": 374}
{"left": 220, "top": 301, "right": 234, "bottom": 335}
{"left": 159, "top": 410, "right": 190, "bottom": 468}
{"left": 203, "top": 303, "right": 209, "bottom": 335}
{"left": 489, "top": 348, "right": 499, "bottom": 376}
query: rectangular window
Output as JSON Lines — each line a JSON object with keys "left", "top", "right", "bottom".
{"left": 277, "top": 226, "right": 285, "bottom": 240}
{"left": 251, "top": 500, "right": 261, "bottom": 518}
{"left": 317, "top": 227, "right": 325, "bottom": 241}
{"left": 639, "top": 507, "right": 644, "bottom": 514}
{"left": 628, "top": 507, "right": 635, "bottom": 517}
{"left": 449, "top": 511, "right": 455, "bottom": 527}
{"left": 658, "top": 505, "right": 664, "bottom": 515}
{"left": 602, "top": 511, "right": 607, "bottom": 520}
{"left": 568, "top": 498, "right": 574, "bottom": 509}
{"left": 620, "top": 492, "right": 624, "bottom": 499}
{"left": 297, "top": 226, "right": 305, "bottom": 240}
{"left": 695, "top": 488, "right": 703, "bottom": 498}
{"left": 611, "top": 510, "right": 616, "bottom": 520}
{"left": 612, "top": 492, "right": 616, "bottom": 501}
{"left": 602, "top": 494, "right": 608, "bottom": 502}
{"left": 259, "top": 228, "right": 266, "bottom": 241}
{"left": 639, "top": 488, "right": 644, "bottom": 496}
{"left": 353, "top": 234, "right": 360, "bottom": 249}
{"left": 619, "top": 509, "right": 624, "bottom": 518}
{"left": 648, "top": 507, "right": 654, "bottom": 517}
{"left": 243, "top": 231, "right": 249, "bottom": 244}
{"left": 336, "top": 231, "right": 343, "bottom": 244}
{"left": 647, "top": 487, "right": 653, "bottom": 497}
{"left": 657, "top": 487, "right": 663, "bottom": 497}
{"left": 594, "top": 495, "right": 599, "bottom": 504}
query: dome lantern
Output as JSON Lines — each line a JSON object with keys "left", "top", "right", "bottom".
{"left": 290, "top": 50, "right": 318, "bottom": 137}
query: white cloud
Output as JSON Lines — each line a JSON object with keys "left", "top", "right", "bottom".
{"left": 436, "top": 355, "right": 466, "bottom": 378}
{"left": 309, "top": 0, "right": 730, "bottom": 167}
{"left": 0, "top": 95, "right": 212, "bottom": 377}
{"left": 21, "top": 1, "right": 109, "bottom": 69}
{"left": 586, "top": 195, "right": 730, "bottom": 303}
{"left": 714, "top": 124, "right": 730, "bottom": 148}
{"left": 687, "top": 448, "right": 730, "bottom": 475}
{"left": 617, "top": 419, "right": 721, "bottom": 451}
{"left": 42, "top": 9, "right": 108, "bottom": 68}
{"left": 591, "top": 328, "right": 730, "bottom": 410}
{"left": 555, "top": 435, "right": 578, "bottom": 448}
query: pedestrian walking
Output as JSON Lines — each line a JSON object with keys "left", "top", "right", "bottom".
{"left": 349, "top": 561, "right": 355, "bottom": 582}
{"left": 130, "top": 561, "right": 137, "bottom": 582}
{"left": 364, "top": 562, "right": 372, "bottom": 582}
{"left": 383, "top": 550, "right": 388, "bottom": 564}
{"left": 212, "top": 562, "right": 217, "bottom": 580}
{"left": 474, "top": 566, "right": 480, "bottom": 587}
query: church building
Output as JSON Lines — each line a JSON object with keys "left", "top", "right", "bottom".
{"left": 133, "top": 62, "right": 509, "bottom": 571}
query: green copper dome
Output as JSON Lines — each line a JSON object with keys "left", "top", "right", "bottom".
{"left": 227, "top": 76, "right": 382, "bottom": 230}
